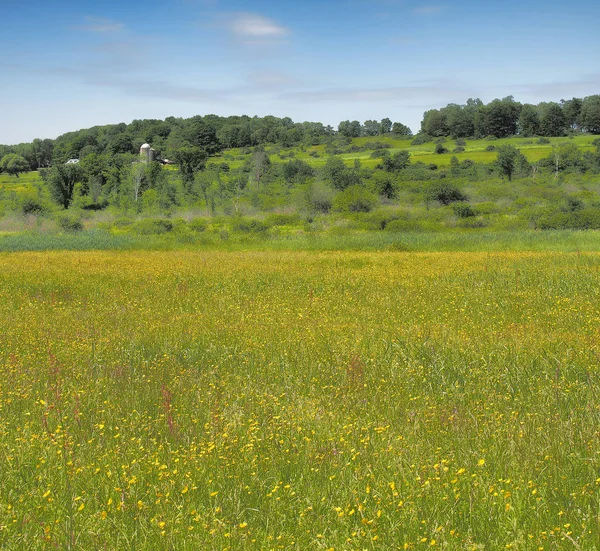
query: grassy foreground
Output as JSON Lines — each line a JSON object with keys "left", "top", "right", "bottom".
{"left": 1, "top": 250, "right": 600, "bottom": 550}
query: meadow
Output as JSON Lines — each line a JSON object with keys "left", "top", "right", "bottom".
{"left": 219, "top": 135, "right": 599, "bottom": 170}
{"left": 2, "top": 249, "right": 600, "bottom": 550}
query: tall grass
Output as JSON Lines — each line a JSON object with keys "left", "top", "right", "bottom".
{"left": 1, "top": 250, "right": 600, "bottom": 549}
{"left": 3, "top": 228, "right": 600, "bottom": 253}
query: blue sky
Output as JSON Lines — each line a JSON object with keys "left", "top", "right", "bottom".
{"left": 1, "top": 0, "right": 599, "bottom": 144}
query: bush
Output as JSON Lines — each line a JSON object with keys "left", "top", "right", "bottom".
{"left": 537, "top": 209, "right": 600, "bottom": 230}
{"left": 21, "top": 198, "right": 48, "bottom": 216}
{"left": 455, "top": 138, "right": 467, "bottom": 147}
{"left": 189, "top": 218, "right": 208, "bottom": 232}
{"left": 434, "top": 143, "right": 448, "bottom": 154}
{"left": 537, "top": 137, "right": 551, "bottom": 144}
{"left": 265, "top": 213, "right": 302, "bottom": 227}
{"left": 426, "top": 182, "right": 468, "bottom": 205}
{"left": 485, "top": 145, "right": 496, "bottom": 152}
{"left": 453, "top": 146, "right": 465, "bottom": 153}
{"left": 231, "top": 217, "right": 269, "bottom": 233}
{"left": 452, "top": 202, "right": 476, "bottom": 218}
{"left": 56, "top": 212, "right": 84, "bottom": 232}
{"left": 132, "top": 218, "right": 174, "bottom": 235}
{"left": 333, "top": 185, "right": 378, "bottom": 213}
{"left": 309, "top": 151, "right": 320, "bottom": 158}
{"left": 113, "top": 218, "right": 134, "bottom": 229}
{"left": 411, "top": 133, "right": 432, "bottom": 145}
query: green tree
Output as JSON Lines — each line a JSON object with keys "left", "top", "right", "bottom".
{"left": 496, "top": 144, "right": 520, "bottom": 181}
{"left": 0, "top": 154, "right": 29, "bottom": 177}
{"left": 324, "top": 157, "right": 361, "bottom": 190}
{"left": 362, "top": 120, "right": 380, "bottom": 137}
{"left": 480, "top": 96, "right": 522, "bottom": 138}
{"left": 421, "top": 109, "right": 448, "bottom": 137}
{"left": 580, "top": 95, "right": 600, "bottom": 134}
{"left": 338, "top": 120, "right": 362, "bottom": 138}
{"left": 382, "top": 151, "right": 411, "bottom": 171}
{"left": 173, "top": 147, "right": 208, "bottom": 194}
{"left": 391, "top": 122, "right": 412, "bottom": 136}
{"left": 379, "top": 118, "right": 393, "bottom": 134}
{"left": 43, "top": 164, "right": 84, "bottom": 208}
{"left": 538, "top": 102, "right": 567, "bottom": 136}
{"left": 518, "top": 104, "right": 540, "bottom": 136}
{"left": 561, "top": 97, "right": 583, "bottom": 130}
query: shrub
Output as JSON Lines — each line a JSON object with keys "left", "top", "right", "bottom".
{"left": 265, "top": 213, "right": 302, "bottom": 227}
{"left": 21, "top": 198, "right": 48, "bottom": 216}
{"left": 426, "top": 182, "right": 468, "bottom": 205}
{"left": 537, "top": 137, "right": 551, "bottom": 144}
{"left": 333, "top": 185, "right": 378, "bottom": 213}
{"left": 189, "top": 218, "right": 208, "bottom": 232}
{"left": 231, "top": 217, "right": 269, "bottom": 233}
{"left": 132, "top": 218, "right": 174, "bottom": 235}
{"left": 411, "top": 133, "right": 432, "bottom": 145}
{"left": 309, "top": 151, "right": 320, "bottom": 158}
{"left": 452, "top": 202, "right": 476, "bottom": 218}
{"left": 56, "top": 212, "right": 84, "bottom": 232}
{"left": 455, "top": 138, "right": 467, "bottom": 147}
{"left": 453, "top": 146, "right": 465, "bottom": 153}
{"left": 113, "top": 218, "right": 134, "bottom": 229}
{"left": 485, "top": 145, "right": 496, "bottom": 152}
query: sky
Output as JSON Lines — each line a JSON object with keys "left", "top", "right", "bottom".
{"left": 1, "top": 0, "right": 599, "bottom": 144}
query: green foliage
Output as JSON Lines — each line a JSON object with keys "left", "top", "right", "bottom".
{"left": 426, "top": 182, "right": 468, "bottom": 205}
{"left": 132, "top": 218, "right": 174, "bottom": 235}
{"left": 370, "top": 172, "right": 398, "bottom": 199}
{"left": 580, "top": 95, "right": 600, "bottom": 133}
{"left": 231, "top": 217, "right": 269, "bottom": 233}
{"left": 298, "top": 181, "right": 334, "bottom": 214}
{"left": 56, "top": 211, "right": 84, "bottom": 232}
{"left": 382, "top": 151, "right": 411, "bottom": 171}
{"left": 20, "top": 197, "right": 49, "bottom": 216}
{"left": 333, "top": 185, "right": 378, "bottom": 213}
{"left": 323, "top": 157, "right": 361, "bottom": 190}
{"left": 172, "top": 147, "right": 208, "bottom": 192}
{"left": 43, "top": 163, "right": 84, "bottom": 208}
{"left": 496, "top": 144, "right": 520, "bottom": 181}
{"left": 411, "top": 133, "right": 432, "bottom": 145}
{"left": 452, "top": 202, "right": 477, "bottom": 218}
{"left": 0, "top": 153, "right": 29, "bottom": 177}
{"left": 537, "top": 208, "right": 600, "bottom": 230}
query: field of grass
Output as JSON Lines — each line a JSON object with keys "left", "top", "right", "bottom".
{"left": 0, "top": 171, "right": 44, "bottom": 195}
{"left": 218, "top": 135, "right": 599, "bottom": 170}
{"left": 2, "top": 249, "right": 600, "bottom": 549}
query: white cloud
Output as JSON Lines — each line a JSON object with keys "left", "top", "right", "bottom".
{"left": 226, "top": 12, "right": 290, "bottom": 42}
{"left": 76, "top": 17, "right": 124, "bottom": 33}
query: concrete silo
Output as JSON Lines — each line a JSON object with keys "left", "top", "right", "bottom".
{"left": 140, "top": 143, "right": 154, "bottom": 162}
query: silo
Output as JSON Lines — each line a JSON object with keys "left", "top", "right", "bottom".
{"left": 140, "top": 143, "right": 151, "bottom": 161}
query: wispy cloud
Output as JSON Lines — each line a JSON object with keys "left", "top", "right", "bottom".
{"left": 282, "top": 81, "right": 473, "bottom": 103}
{"left": 507, "top": 73, "right": 600, "bottom": 99}
{"left": 223, "top": 12, "right": 290, "bottom": 44}
{"left": 413, "top": 5, "right": 443, "bottom": 15}
{"left": 75, "top": 16, "right": 125, "bottom": 33}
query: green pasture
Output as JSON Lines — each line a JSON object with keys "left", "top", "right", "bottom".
{"left": 218, "top": 134, "right": 598, "bottom": 169}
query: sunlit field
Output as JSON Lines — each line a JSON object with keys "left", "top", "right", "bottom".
{"left": 2, "top": 250, "right": 600, "bottom": 550}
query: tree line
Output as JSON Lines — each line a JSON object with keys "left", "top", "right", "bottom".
{"left": 420, "top": 95, "right": 600, "bottom": 139}
{"left": 1, "top": 94, "right": 598, "bottom": 176}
